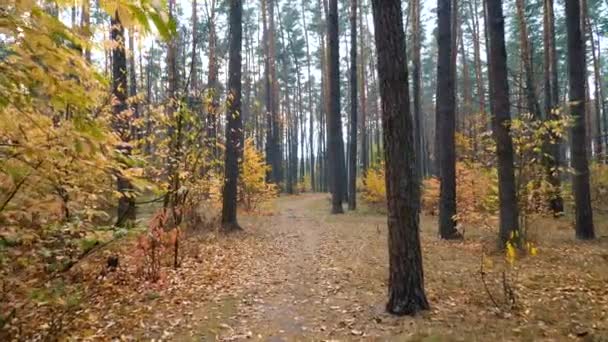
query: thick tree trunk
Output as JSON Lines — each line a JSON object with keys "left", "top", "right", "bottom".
{"left": 221, "top": 0, "right": 243, "bottom": 231}
{"left": 327, "top": 0, "right": 344, "bottom": 213}
{"left": 111, "top": 13, "right": 136, "bottom": 226}
{"left": 565, "top": 0, "right": 595, "bottom": 239}
{"left": 486, "top": 0, "right": 519, "bottom": 247}
{"left": 437, "top": 0, "right": 459, "bottom": 239}
{"left": 348, "top": 0, "right": 358, "bottom": 210}
{"left": 371, "top": 0, "right": 430, "bottom": 316}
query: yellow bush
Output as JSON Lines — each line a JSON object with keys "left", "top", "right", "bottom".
{"left": 362, "top": 165, "right": 386, "bottom": 206}
{"left": 239, "top": 139, "right": 278, "bottom": 212}
{"left": 421, "top": 162, "right": 498, "bottom": 226}
{"left": 297, "top": 175, "right": 311, "bottom": 194}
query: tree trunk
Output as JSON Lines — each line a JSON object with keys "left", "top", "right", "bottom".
{"left": 515, "top": 0, "right": 542, "bottom": 121}
{"left": 543, "top": 0, "right": 564, "bottom": 214}
{"left": 437, "top": 0, "right": 459, "bottom": 239}
{"left": 302, "top": 0, "right": 316, "bottom": 191}
{"left": 327, "top": 0, "right": 344, "bottom": 213}
{"left": 111, "top": 13, "right": 136, "bottom": 226}
{"left": 221, "top": 0, "right": 243, "bottom": 231}
{"left": 411, "top": 0, "right": 424, "bottom": 179}
{"left": 359, "top": 2, "right": 369, "bottom": 175}
{"left": 128, "top": 30, "right": 138, "bottom": 122}
{"left": 486, "top": 0, "right": 519, "bottom": 247}
{"left": 190, "top": 0, "right": 199, "bottom": 95}
{"left": 206, "top": 0, "right": 219, "bottom": 160}
{"left": 588, "top": 18, "right": 604, "bottom": 161}
{"left": 371, "top": 0, "right": 430, "bottom": 316}
{"left": 470, "top": 0, "right": 486, "bottom": 116}
{"left": 348, "top": 0, "right": 358, "bottom": 210}
{"left": 81, "top": 0, "right": 91, "bottom": 62}
{"left": 565, "top": 0, "right": 595, "bottom": 239}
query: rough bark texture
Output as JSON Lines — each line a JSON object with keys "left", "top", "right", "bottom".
{"left": 221, "top": 0, "right": 243, "bottom": 232}
{"left": 411, "top": 0, "right": 424, "bottom": 179}
{"left": 486, "top": 0, "right": 519, "bottom": 247}
{"left": 371, "top": 0, "right": 430, "bottom": 316}
{"left": 327, "top": 0, "right": 344, "bottom": 213}
{"left": 348, "top": 0, "right": 357, "bottom": 210}
{"left": 565, "top": 0, "right": 595, "bottom": 240}
{"left": 111, "top": 13, "right": 136, "bottom": 226}
{"left": 543, "top": 0, "right": 564, "bottom": 214}
{"left": 437, "top": 0, "right": 459, "bottom": 239}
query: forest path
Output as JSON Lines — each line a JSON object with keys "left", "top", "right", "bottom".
{"left": 180, "top": 193, "right": 396, "bottom": 341}
{"left": 172, "top": 193, "right": 608, "bottom": 341}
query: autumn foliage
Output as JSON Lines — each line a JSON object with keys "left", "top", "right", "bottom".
{"left": 239, "top": 139, "right": 278, "bottom": 212}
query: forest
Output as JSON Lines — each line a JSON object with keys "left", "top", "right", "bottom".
{"left": 1, "top": 0, "right": 608, "bottom": 340}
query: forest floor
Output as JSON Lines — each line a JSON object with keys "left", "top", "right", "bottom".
{"left": 12, "top": 193, "right": 608, "bottom": 341}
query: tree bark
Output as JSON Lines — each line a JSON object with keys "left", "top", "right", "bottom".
{"left": 206, "top": 0, "right": 219, "bottom": 160}
{"left": 486, "top": 0, "right": 519, "bottom": 247}
{"left": 437, "top": 0, "right": 459, "bottom": 239}
{"left": 348, "top": 0, "right": 358, "bottom": 210}
{"left": 515, "top": 0, "right": 542, "bottom": 121}
{"left": 565, "top": 0, "right": 595, "bottom": 239}
{"left": 111, "top": 13, "right": 136, "bottom": 226}
{"left": 543, "top": 0, "right": 564, "bottom": 214}
{"left": 301, "top": 0, "right": 316, "bottom": 191}
{"left": 327, "top": 0, "right": 344, "bottom": 213}
{"left": 411, "top": 0, "right": 424, "bottom": 178}
{"left": 371, "top": 0, "right": 430, "bottom": 316}
{"left": 221, "top": 0, "right": 243, "bottom": 231}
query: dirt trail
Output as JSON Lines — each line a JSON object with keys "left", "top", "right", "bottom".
{"left": 175, "top": 193, "right": 390, "bottom": 341}
{"left": 174, "top": 193, "right": 608, "bottom": 341}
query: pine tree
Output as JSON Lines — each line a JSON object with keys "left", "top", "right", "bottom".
{"left": 371, "top": 0, "right": 430, "bottom": 316}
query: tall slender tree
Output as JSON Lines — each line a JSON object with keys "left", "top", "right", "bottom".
{"left": 486, "top": 0, "right": 519, "bottom": 247}
{"left": 515, "top": 0, "right": 542, "bottom": 121}
{"left": 437, "top": 0, "right": 459, "bottom": 239}
{"left": 111, "top": 13, "right": 136, "bottom": 226}
{"left": 221, "top": 0, "right": 244, "bottom": 231}
{"left": 410, "top": 0, "right": 424, "bottom": 178}
{"left": 348, "top": 0, "right": 358, "bottom": 210}
{"left": 301, "top": 0, "right": 316, "bottom": 191}
{"left": 327, "top": 0, "right": 344, "bottom": 213}
{"left": 565, "top": 0, "right": 595, "bottom": 240}
{"left": 205, "top": 0, "right": 219, "bottom": 160}
{"left": 543, "top": 0, "right": 564, "bottom": 214}
{"left": 371, "top": 0, "right": 429, "bottom": 316}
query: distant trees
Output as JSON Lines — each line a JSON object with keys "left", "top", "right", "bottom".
{"left": 371, "top": 0, "right": 430, "bottom": 315}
